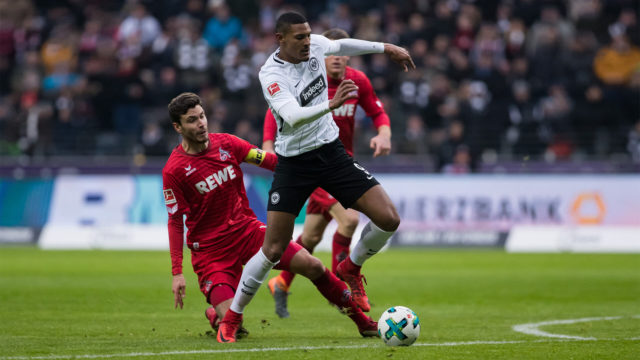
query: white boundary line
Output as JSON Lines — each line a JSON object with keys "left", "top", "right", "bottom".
{"left": 1, "top": 338, "right": 638, "bottom": 360}
{"left": 512, "top": 315, "right": 640, "bottom": 340}
{"left": 3, "top": 316, "right": 638, "bottom": 360}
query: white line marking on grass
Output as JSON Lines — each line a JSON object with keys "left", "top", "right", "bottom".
{"left": 2, "top": 338, "right": 639, "bottom": 360}
{"left": 512, "top": 315, "right": 638, "bottom": 340}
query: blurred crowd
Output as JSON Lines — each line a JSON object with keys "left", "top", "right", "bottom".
{"left": 0, "top": 0, "right": 639, "bottom": 172}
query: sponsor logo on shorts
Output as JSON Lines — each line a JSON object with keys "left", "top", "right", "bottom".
{"left": 193, "top": 242, "right": 200, "bottom": 250}
{"left": 204, "top": 280, "right": 213, "bottom": 293}
{"left": 270, "top": 191, "right": 280, "bottom": 205}
{"left": 308, "top": 57, "right": 319, "bottom": 71}
{"left": 164, "top": 189, "right": 176, "bottom": 204}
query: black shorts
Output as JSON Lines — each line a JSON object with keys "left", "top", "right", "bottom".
{"left": 268, "top": 139, "right": 379, "bottom": 215}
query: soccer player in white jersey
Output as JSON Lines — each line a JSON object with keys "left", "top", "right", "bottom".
{"left": 217, "top": 11, "right": 415, "bottom": 343}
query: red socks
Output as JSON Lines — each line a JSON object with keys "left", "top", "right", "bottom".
{"left": 311, "top": 268, "right": 370, "bottom": 326}
{"left": 279, "top": 236, "right": 311, "bottom": 287}
{"left": 331, "top": 232, "right": 352, "bottom": 273}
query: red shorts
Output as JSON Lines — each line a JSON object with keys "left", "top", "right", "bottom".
{"left": 190, "top": 219, "right": 303, "bottom": 302}
{"left": 306, "top": 187, "right": 339, "bottom": 222}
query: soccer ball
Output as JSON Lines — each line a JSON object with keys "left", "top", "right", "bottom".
{"left": 377, "top": 306, "right": 420, "bottom": 346}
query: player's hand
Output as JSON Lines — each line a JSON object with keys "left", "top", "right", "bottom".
{"left": 329, "top": 80, "right": 359, "bottom": 110}
{"left": 370, "top": 134, "right": 391, "bottom": 157}
{"left": 172, "top": 274, "right": 186, "bottom": 309}
{"left": 370, "top": 126, "right": 391, "bottom": 157}
{"left": 384, "top": 44, "right": 416, "bottom": 72}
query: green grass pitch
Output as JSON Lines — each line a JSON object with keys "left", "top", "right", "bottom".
{"left": 0, "top": 247, "right": 638, "bottom": 359}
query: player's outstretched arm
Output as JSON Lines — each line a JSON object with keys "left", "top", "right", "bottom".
{"left": 383, "top": 44, "right": 416, "bottom": 72}
{"left": 172, "top": 273, "right": 186, "bottom": 309}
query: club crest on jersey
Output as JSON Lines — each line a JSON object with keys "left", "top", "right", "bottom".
{"left": 164, "top": 189, "right": 176, "bottom": 204}
{"left": 267, "top": 82, "right": 281, "bottom": 96}
{"left": 300, "top": 75, "right": 326, "bottom": 106}
{"left": 219, "top": 147, "right": 231, "bottom": 161}
{"left": 308, "top": 57, "right": 319, "bottom": 71}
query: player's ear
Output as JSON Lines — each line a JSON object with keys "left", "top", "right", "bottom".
{"left": 275, "top": 32, "right": 284, "bottom": 42}
{"left": 172, "top": 121, "right": 182, "bottom": 134}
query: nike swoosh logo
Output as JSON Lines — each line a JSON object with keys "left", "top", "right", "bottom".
{"left": 367, "top": 176, "right": 373, "bottom": 180}
{"left": 218, "top": 331, "right": 233, "bottom": 343}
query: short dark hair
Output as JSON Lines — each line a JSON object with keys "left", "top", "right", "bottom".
{"left": 168, "top": 92, "right": 202, "bottom": 124}
{"left": 322, "top": 28, "right": 349, "bottom": 40}
{"left": 275, "top": 12, "right": 307, "bottom": 34}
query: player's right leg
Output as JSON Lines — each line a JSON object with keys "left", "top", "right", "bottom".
{"left": 328, "top": 204, "right": 359, "bottom": 273}
{"left": 268, "top": 212, "right": 329, "bottom": 318}
{"left": 284, "top": 241, "right": 378, "bottom": 337}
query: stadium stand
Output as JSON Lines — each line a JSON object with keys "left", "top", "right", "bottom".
{"left": 0, "top": 0, "right": 638, "bottom": 173}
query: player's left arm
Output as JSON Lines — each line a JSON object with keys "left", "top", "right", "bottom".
{"left": 245, "top": 147, "right": 277, "bottom": 171}
{"left": 319, "top": 35, "right": 415, "bottom": 72}
{"left": 356, "top": 73, "right": 392, "bottom": 157}
{"left": 227, "top": 134, "right": 278, "bottom": 171}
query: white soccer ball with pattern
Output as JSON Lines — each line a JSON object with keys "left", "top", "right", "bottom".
{"left": 377, "top": 306, "right": 420, "bottom": 346}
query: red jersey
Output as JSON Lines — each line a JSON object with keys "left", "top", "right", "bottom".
{"left": 162, "top": 133, "right": 271, "bottom": 275}
{"left": 263, "top": 66, "right": 390, "bottom": 157}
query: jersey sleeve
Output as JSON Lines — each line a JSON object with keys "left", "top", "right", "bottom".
{"left": 311, "top": 34, "right": 334, "bottom": 54}
{"left": 355, "top": 70, "right": 391, "bottom": 129}
{"left": 263, "top": 109, "right": 277, "bottom": 142}
{"left": 315, "top": 34, "right": 384, "bottom": 56}
{"left": 259, "top": 70, "right": 296, "bottom": 115}
{"left": 227, "top": 133, "right": 278, "bottom": 171}
{"left": 226, "top": 134, "right": 254, "bottom": 163}
{"left": 162, "top": 171, "right": 187, "bottom": 275}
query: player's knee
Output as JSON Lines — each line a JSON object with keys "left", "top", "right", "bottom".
{"left": 301, "top": 255, "right": 324, "bottom": 279}
{"left": 377, "top": 207, "right": 401, "bottom": 232}
{"left": 302, "top": 234, "right": 322, "bottom": 248}
{"left": 342, "top": 213, "right": 359, "bottom": 233}
{"left": 262, "top": 242, "right": 287, "bottom": 262}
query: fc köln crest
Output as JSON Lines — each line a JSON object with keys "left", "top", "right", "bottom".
{"left": 219, "top": 147, "right": 231, "bottom": 161}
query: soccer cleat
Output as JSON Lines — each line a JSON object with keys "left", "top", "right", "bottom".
{"left": 336, "top": 260, "right": 371, "bottom": 312}
{"left": 358, "top": 316, "right": 378, "bottom": 337}
{"left": 207, "top": 307, "right": 249, "bottom": 339}
{"left": 205, "top": 307, "right": 219, "bottom": 331}
{"left": 267, "top": 275, "right": 290, "bottom": 318}
{"left": 216, "top": 310, "right": 243, "bottom": 343}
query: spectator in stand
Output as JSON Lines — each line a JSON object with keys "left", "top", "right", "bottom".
{"left": 594, "top": 24, "right": 640, "bottom": 87}
{"left": 442, "top": 144, "right": 472, "bottom": 174}
{"left": 571, "top": 84, "right": 609, "bottom": 155}
{"left": 203, "top": 1, "right": 246, "bottom": 52}
{"left": 117, "top": 2, "right": 161, "bottom": 48}
{"left": 174, "top": 18, "right": 211, "bottom": 90}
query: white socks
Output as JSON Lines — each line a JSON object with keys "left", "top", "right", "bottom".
{"left": 349, "top": 221, "right": 395, "bottom": 266}
{"left": 230, "top": 249, "right": 278, "bottom": 314}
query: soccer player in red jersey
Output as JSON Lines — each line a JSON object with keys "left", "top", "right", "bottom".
{"left": 262, "top": 28, "right": 392, "bottom": 318}
{"left": 162, "top": 92, "right": 377, "bottom": 343}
